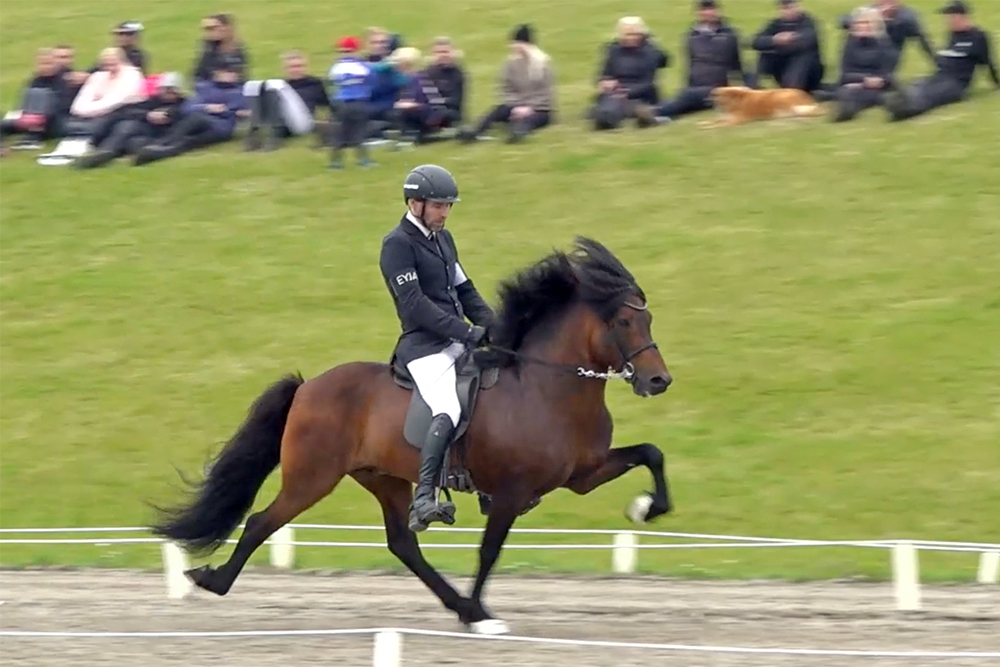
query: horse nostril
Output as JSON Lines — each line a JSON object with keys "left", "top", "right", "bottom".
{"left": 649, "top": 375, "right": 671, "bottom": 392}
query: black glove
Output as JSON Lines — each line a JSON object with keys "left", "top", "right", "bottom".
{"left": 466, "top": 325, "right": 488, "bottom": 347}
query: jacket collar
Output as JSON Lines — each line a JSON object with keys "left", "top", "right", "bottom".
{"left": 400, "top": 213, "right": 445, "bottom": 260}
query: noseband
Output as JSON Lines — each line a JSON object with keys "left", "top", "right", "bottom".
{"left": 608, "top": 299, "right": 658, "bottom": 383}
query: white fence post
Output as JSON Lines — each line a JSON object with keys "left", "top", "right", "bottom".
{"left": 891, "top": 541, "right": 920, "bottom": 611}
{"left": 372, "top": 629, "right": 402, "bottom": 667}
{"left": 612, "top": 531, "right": 637, "bottom": 574}
{"left": 977, "top": 551, "right": 1000, "bottom": 584}
{"left": 269, "top": 525, "right": 295, "bottom": 569}
{"left": 161, "top": 541, "right": 192, "bottom": 599}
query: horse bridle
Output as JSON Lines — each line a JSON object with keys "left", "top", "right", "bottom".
{"left": 485, "top": 299, "right": 657, "bottom": 383}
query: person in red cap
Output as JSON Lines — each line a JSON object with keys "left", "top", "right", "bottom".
{"left": 328, "top": 35, "right": 375, "bottom": 168}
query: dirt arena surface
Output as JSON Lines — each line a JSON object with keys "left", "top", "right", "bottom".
{"left": 1, "top": 570, "right": 997, "bottom": 666}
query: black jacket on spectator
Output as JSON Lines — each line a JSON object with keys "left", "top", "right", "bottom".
{"left": 287, "top": 76, "right": 332, "bottom": 117}
{"left": 131, "top": 93, "right": 188, "bottom": 124}
{"left": 90, "top": 46, "right": 148, "bottom": 75}
{"left": 839, "top": 5, "right": 935, "bottom": 71}
{"left": 426, "top": 62, "right": 466, "bottom": 120}
{"left": 22, "top": 73, "right": 67, "bottom": 103}
{"left": 752, "top": 12, "right": 823, "bottom": 61}
{"left": 839, "top": 35, "right": 896, "bottom": 85}
{"left": 684, "top": 21, "right": 750, "bottom": 88}
{"left": 193, "top": 41, "right": 250, "bottom": 82}
{"left": 57, "top": 68, "right": 84, "bottom": 116}
{"left": 598, "top": 38, "right": 670, "bottom": 104}
{"left": 935, "top": 27, "right": 999, "bottom": 91}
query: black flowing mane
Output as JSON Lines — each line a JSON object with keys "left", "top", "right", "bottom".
{"left": 491, "top": 237, "right": 644, "bottom": 364}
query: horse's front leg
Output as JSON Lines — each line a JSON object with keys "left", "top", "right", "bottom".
{"left": 465, "top": 489, "right": 535, "bottom": 635}
{"left": 563, "top": 443, "right": 672, "bottom": 522}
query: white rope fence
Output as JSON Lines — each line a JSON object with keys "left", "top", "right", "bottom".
{"left": 1, "top": 524, "right": 997, "bottom": 611}
{"left": 1, "top": 627, "right": 998, "bottom": 664}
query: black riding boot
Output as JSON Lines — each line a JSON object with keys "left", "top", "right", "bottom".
{"left": 408, "top": 414, "right": 457, "bottom": 532}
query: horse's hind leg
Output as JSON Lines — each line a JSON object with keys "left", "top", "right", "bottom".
{"left": 564, "top": 443, "right": 672, "bottom": 522}
{"left": 190, "top": 454, "right": 345, "bottom": 595}
{"left": 352, "top": 471, "right": 477, "bottom": 624}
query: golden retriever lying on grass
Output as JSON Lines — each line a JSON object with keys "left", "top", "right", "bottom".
{"left": 699, "top": 86, "right": 825, "bottom": 128}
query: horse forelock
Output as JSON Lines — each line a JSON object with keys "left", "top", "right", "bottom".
{"left": 492, "top": 237, "right": 641, "bottom": 365}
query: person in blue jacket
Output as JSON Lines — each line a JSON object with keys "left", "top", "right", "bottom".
{"left": 328, "top": 36, "right": 375, "bottom": 169}
{"left": 134, "top": 65, "right": 247, "bottom": 165}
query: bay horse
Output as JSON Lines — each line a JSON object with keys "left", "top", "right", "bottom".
{"left": 151, "top": 236, "right": 673, "bottom": 634}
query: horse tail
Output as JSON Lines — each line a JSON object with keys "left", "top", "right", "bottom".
{"left": 150, "top": 373, "right": 305, "bottom": 555}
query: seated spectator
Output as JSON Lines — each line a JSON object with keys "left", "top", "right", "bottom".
{"left": 328, "top": 36, "right": 375, "bottom": 169}
{"left": 0, "top": 48, "right": 66, "bottom": 149}
{"left": 425, "top": 37, "right": 466, "bottom": 129}
{"left": 657, "top": 0, "right": 752, "bottom": 122}
{"left": 831, "top": 7, "right": 896, "bottom": 122}
{"left": 134, "top": 65, "right": 248, "bottom": 165}
{"left": 67, "top": 47, "right": 146, "bottom": 136}
{"left": 590, "top": 16, "right": 669, "bottom": 130}
{"left": 74, "top": 72, "right": 187, "bottom": 168}
{"left": 89, "top": 22, "right": 148, "bottom": 74}
{"left": 384, "top": 47, "right": 454, "bottom": 146}
{"left": 243, "top": 50, "right": 332, "bottom": 151}
{"left": 458, "top": 24, "right": 556, "bottom": 144}
{"left": 193, "top": 13, "right": 249, "bottom": 84}
{"left": 751, "top": 0, "right": 825, "bottom": 93}
{"left": 838, "top": 1, "right": 936, "bottom": 73}
{"left": 365, "top": 27, "right": 406, "bottom": 129}
{"left": 885, "top": 0, "right": 998, "bottom": 122}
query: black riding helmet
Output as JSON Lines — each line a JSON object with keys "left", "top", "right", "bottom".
{"left": 402, "top": 164, "right": 460, "bottom": 204}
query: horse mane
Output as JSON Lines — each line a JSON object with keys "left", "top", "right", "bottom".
{"left": 491, "top": 237, "right": 644, "bottom": 366}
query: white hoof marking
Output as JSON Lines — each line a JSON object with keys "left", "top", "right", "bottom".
{"left": 626, "top": 494, "right": 654, "bottom": 524}
{"left": 470, "top": 619, "right": 510, "bottom": 635}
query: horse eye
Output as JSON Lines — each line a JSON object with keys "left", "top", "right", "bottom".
{"left": 618, "top": 318, "right": 631, "bottom": 328}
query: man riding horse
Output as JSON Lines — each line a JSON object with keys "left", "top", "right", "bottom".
{"left": 379, "top": 164, "right": 494, "bottom": 532}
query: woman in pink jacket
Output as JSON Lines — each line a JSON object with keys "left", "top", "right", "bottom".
{"left": 67, "top": 47, "right": 146, "bottom": 135}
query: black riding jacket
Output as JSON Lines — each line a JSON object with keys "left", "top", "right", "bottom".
{"left": 380, "top": 214, "right": 495, "bottom": 367}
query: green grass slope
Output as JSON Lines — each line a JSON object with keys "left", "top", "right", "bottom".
{"left": 1, "top": 1, "right": 998, "bottom": 581}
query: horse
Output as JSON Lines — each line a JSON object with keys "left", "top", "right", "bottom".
{"left": 151, "top": 236, "right": 673, "bottom": 634}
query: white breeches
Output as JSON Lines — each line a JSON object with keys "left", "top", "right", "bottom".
{"left": 405, "top": 342, "right": 466, "bottom": 427}
{"left": 242, "top": 79, "right": 315, "bottom": 135}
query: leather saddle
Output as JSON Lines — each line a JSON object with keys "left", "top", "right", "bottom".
{"left": 390, "top": 350, "right": 500, "bottom": 493}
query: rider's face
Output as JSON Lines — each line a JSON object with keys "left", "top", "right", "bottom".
{"left": 419, "top": 200, "right": 452, "bottom": 232}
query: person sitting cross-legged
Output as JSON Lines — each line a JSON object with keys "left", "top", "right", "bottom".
{"left": 751, "top": 0, "right": 826, "bottom": 94}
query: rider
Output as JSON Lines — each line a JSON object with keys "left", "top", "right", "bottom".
{"left": 379, "top": 164, "right": 496, "bottom": 532}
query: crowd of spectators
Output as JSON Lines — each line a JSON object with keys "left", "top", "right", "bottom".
{"left": 1, "top": 1, "right": 996, "bottom": 166}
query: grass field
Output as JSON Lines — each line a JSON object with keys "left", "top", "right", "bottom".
{"left": 1, "top": 0, "right": 998, "bottom": 581}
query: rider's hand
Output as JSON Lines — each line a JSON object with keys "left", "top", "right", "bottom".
{"left": 466, "top": 325, "right": 488, "bottom": 347}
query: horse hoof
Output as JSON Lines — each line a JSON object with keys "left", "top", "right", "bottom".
{"left": 469, "top": 619, "right": 510, "bottom": 635}
{"left": 625, "top": 493, "right": 654, "bottom": 524}
{"left": 186, "top": 566, "right": 228, "bottom": 596}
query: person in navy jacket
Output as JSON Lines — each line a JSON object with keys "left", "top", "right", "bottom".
{"left": 379, "top": 164, "right": 494, "bottom": 533}
{"left": 134, "top": 65, "right": 247, "bottom": 165}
